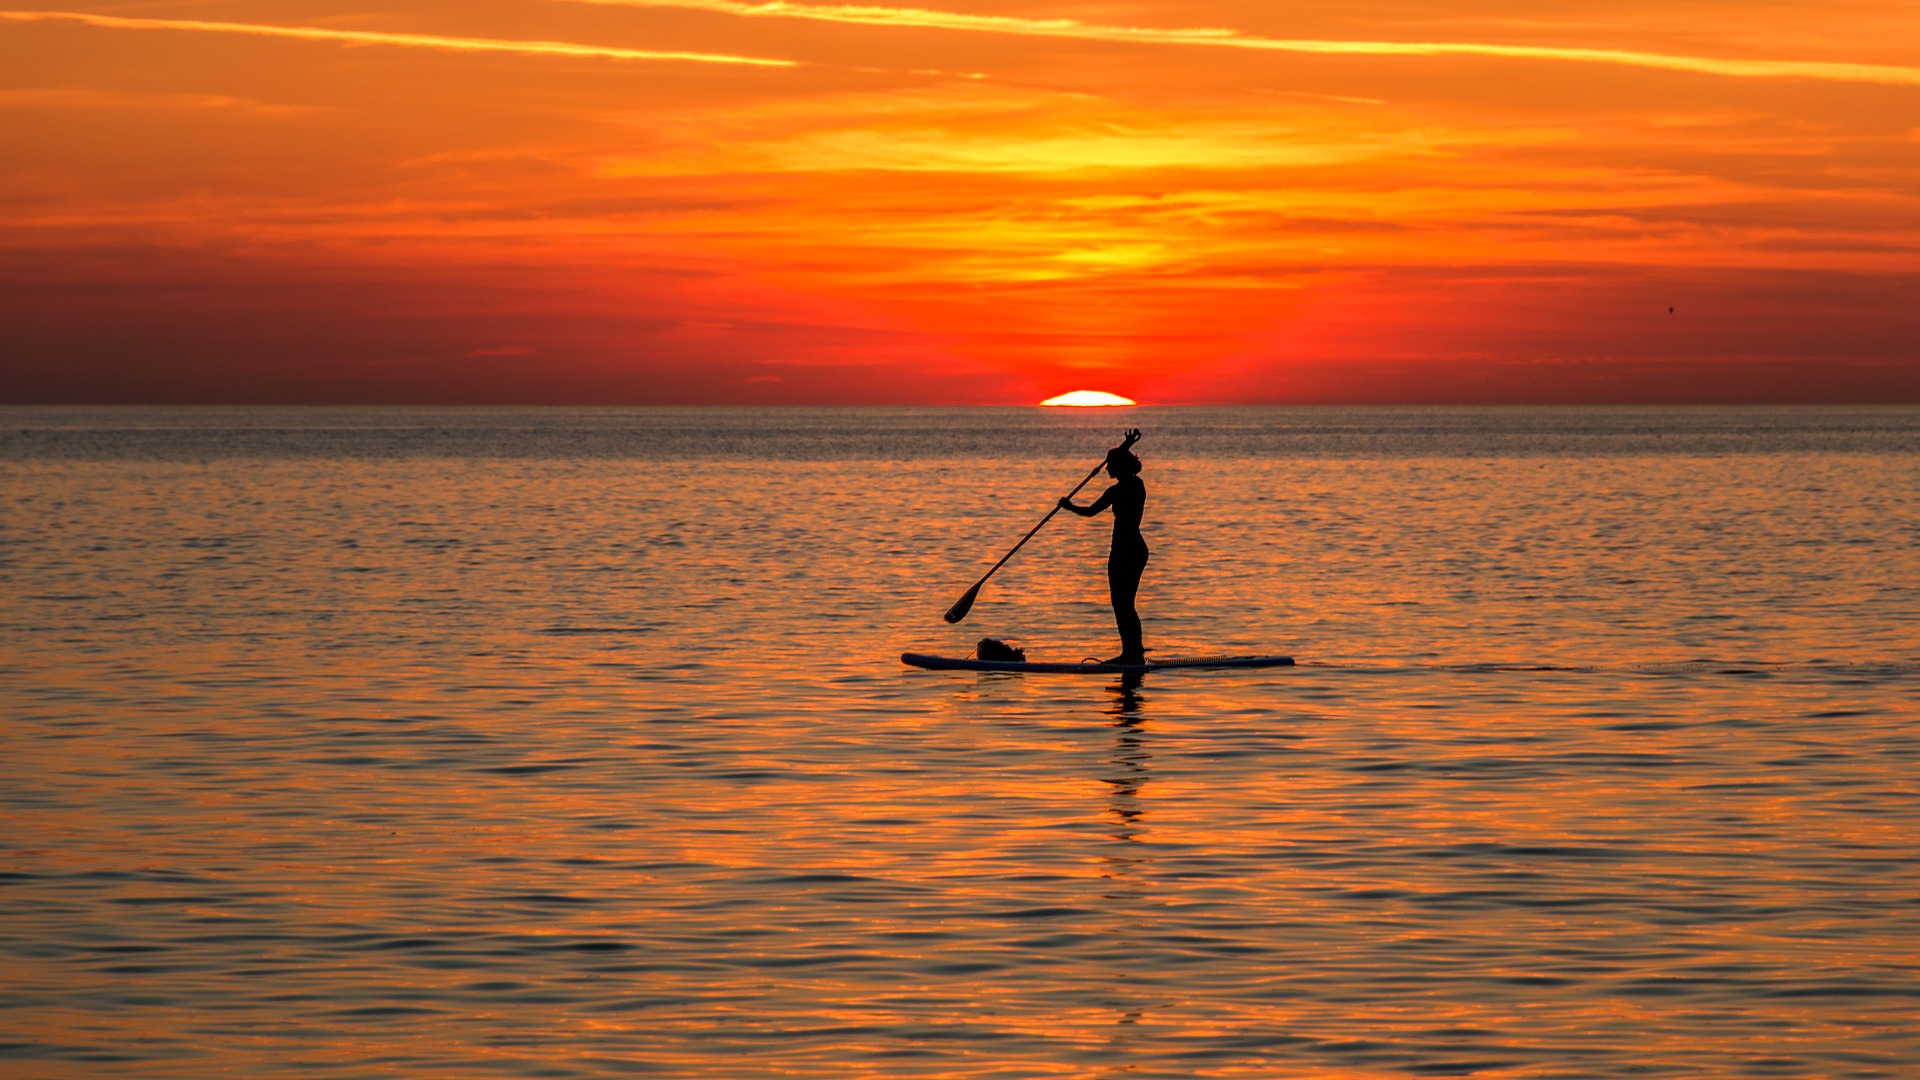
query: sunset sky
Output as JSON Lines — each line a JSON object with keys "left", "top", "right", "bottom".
{"left": 3, "top": 1, "right": 1917, "bottom": 403}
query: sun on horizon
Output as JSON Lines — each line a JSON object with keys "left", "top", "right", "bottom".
{"left": 1040, "top": 391, "right": 1138, "bottom": 407}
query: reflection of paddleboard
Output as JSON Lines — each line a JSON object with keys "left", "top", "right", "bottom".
{"left": 901, "top": 652, "right": 1294, "bottom": 674}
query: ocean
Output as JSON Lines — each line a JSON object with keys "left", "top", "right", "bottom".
{"left": 2, "top": 405, "right": 1917, "bottom": 1077}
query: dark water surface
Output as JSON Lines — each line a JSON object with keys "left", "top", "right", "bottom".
{"left": 3, "top": 406, "right": 1917, "bottom": 1077}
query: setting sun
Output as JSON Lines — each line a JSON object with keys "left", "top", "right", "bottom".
{"left": 1041, "top": 391, "right": 1138, "bottom": 407}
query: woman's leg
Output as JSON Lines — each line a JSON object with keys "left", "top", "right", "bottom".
{"left": 1108, "top": 551, "right": 1147, "bottom": 661}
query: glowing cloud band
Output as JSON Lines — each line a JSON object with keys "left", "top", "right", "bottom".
{"left": 570, "top": 0, "right": 1920, "bottom": 87}
{"left": 0, "top": 10, "right": 796, "bottom": 67}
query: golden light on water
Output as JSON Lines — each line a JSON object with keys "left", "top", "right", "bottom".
{"left": 1040, "top": 391, "right": 1138, "bottom": 407}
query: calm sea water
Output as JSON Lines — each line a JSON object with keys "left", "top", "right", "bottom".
{"left": 3, "top": 406, "right": 1917, "bottom": 1078}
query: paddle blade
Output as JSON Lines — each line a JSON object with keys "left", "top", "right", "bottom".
{"left": 943, "top": 583, "right": 981, "bottom": 624}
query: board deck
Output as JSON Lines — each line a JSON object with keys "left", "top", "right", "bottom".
{"left": 901, "top": 652, "right": 1294, "bottom": 674}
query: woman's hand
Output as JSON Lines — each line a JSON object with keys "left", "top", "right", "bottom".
{"left": 1058, "top": 497, "right": 1076, "bottom": 511}
{"left": 1120, "top": 428, "right": 1142, "bottom": 448}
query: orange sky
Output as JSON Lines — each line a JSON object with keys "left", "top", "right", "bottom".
{"left": 3, "top": 1, "right": 1917, "bottom": 403}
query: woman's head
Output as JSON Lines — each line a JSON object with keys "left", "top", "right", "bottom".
{"left": 1105, "top": 446, "right": 1141, "bottom": 477}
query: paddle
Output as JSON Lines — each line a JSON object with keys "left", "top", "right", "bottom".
{"left": 943, "top": 429, "right": 1140, "bottom": 624}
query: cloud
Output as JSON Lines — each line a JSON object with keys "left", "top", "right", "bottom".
{"left": 0, "top": 10, "right": 795, "bottom": 67}
{"left": 17, "top": 4, "right": 1909, "bottom": 88}
{"left": 568, "top": 0, "right": 1920, "bottom": 86}
{"left": 593, "top": 83, "right": 1559, "bottom": 180}
{"left": 0, "top": 87, "right": 320, "bottom": 115}
{"left": 723, "top": 124, "right": 1409, "bottom": 174}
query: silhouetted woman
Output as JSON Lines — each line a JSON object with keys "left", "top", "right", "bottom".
{"left": 1060, "top": 429, "right": 1148, "bottom": 664}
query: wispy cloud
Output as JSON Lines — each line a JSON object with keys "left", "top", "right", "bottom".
{"left": 0, "top": 10, "right": 795, "bottom": 67}
{"left": 570, "top": 0, "right": 1920, "bottom": 86}
{"left": 0, "top": 87, "right": 320, "bottom": 114}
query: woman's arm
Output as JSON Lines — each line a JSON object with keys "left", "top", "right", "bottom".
{"left": 1059, "top": 486, "right": 1117, "bottom": 517}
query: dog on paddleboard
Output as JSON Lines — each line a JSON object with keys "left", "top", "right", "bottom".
{"left": 975, "top": 638, "right": 1026, "bottom": 662}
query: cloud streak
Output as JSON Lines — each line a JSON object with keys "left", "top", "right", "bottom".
{"left": 571, "top": 0, "right": 1920, "bottom": 87}
{"left": 0, "top": 10, "right": 795, "bottom": 67}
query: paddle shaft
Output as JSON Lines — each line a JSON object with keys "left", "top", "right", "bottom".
{"left": 962, "top": 459, "right": 1106, "bottom": 595}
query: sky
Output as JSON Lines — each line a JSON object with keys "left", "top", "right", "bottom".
{"left": 2, "top": 1, "right": 1917, "bottom": 404}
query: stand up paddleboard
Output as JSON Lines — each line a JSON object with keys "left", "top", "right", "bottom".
{"left": 901, "top": 653, "right": 1294, "bottom": 674}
